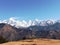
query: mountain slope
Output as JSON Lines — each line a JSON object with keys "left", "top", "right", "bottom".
{"left": 0, "top": 23, "right": 32, "bottom": 41}
{"left": 0, "top": 23, "right": 19, "bottom": 41}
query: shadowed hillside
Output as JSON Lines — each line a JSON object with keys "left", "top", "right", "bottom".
{"left": 0, "top": 23, "right": 60, "bottom": 42}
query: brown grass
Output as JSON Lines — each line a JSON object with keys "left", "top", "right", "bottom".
{"left": 0, "top": 38, "right": 60, "bottom": 45}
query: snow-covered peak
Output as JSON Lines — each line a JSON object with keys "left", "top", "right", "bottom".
{"left": 46, "top": 20, "right": 55, "bottom": 25}
{"left": 0, "top": 17, "right": 57, "bottom": 28}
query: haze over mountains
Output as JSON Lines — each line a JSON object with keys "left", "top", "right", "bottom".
{"left": 0, "top": 17, "right": 60, "bottom": 41}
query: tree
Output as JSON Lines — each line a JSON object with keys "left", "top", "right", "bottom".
{"left": 0, "top": 36, "right": 8, "bottom": 43}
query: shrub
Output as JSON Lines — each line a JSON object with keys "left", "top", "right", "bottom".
{"left": 0, "top": 36, "right": 8, "bottom": 43}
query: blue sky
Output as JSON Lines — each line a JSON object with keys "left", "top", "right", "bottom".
{"left": 0, "top": 0, "right": 60, "bottom": 20}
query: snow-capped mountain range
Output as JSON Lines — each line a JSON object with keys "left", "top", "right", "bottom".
{"left": 0, "top": 17, "right": 60, "bottom": 41}
{"left": 0, "top": 17, "right": 59, "bottom": 28}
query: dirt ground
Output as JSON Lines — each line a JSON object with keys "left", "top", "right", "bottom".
{"left": 0, "top": 38, "right": 60, "bottom": 45}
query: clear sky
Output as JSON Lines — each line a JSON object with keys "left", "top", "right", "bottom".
{"left": 0, "top": 0, "right": 60, "bottom": 20}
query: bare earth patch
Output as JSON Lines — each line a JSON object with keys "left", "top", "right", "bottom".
{"left": 0, "top": 38, "right": 60, "bottom": 45}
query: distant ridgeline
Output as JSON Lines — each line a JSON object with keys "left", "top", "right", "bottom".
{"left": 0, "top": 22, "right": 60, "bottom": 42}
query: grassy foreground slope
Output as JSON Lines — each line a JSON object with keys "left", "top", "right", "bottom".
{"left": 0, "top": 38, "right": 60, "bottom": 45}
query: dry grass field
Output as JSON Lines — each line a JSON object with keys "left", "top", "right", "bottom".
{"left": 0, "top": 38, "right": 60, "bottom": 45}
